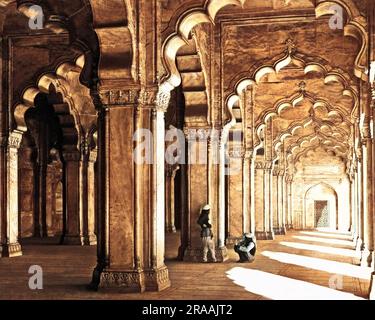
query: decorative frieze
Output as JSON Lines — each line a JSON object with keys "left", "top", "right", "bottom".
{"left": 99, "top": 89, "right": 139, "bottom": 106}
{"left": 99, "top": 270, "right": 145, "bottom": 292}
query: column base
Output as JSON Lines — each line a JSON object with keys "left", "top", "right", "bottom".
{"left": 62, "top": 234, "right": 84, "bottom": 245}
{"left": 255, "top": 231, "right": 275, "bottom": 240}
{"left": 98, "top": 269, "right": 146, "bottom": 293}
{"left": 2, "top": 242, "right": 22, "bottom": 257}
{"left": 144, "top": 266, "right": 171, "bottom": 291}
{"left": 273, "top": 227, "right": 286, "bottom": 235}
{"left": 360, "top": 247, "right": 373, "bottom": 268}
{"left": 286, "top": 224, "right": 293, "bottom": 230}
{"left": 183, "top": 246, "right": 228, "bottom": 262}
{"left": 369, "top": 272, "right": 375, "bottom": 300}
{"left": 165, "top": 225, "right": 177, "bottom": 233}
{"left": 83, "top": 233, "right": 97, "bottom": 246}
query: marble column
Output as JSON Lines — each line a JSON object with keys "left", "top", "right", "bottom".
{"left": 249, "top": 156, "right": 256, "bottom": 235}
{"left": 165, "top": 165, "right": 178, "bottom": 233}
{"left": 84, "top": 147, "right": 97, "bottom": 245}
{"left": 286, "top": 175, "right": 294, "bottom": 229}
{"left": 227, "top": 153, "right": 244, "bottom": 245}
{"left": 242, "top": 154, "right": 251, "bottom": 235}
{"left": 265, "top": 162, "right": 274, "bottom": 239}
{"left": 183, "top": 128, "right": 227, "bottom": 261}
{"left": 61, "top": 151, "right": 84, "bottom": 245}
{"left": 361, "top": 136, "right": 374, "bottom": 267}
{"left": 91, "top": 87, "right": 170, "bottom": 292}
{"left": 255, "top": 161, "right": 274, "bottom": 240}
{"left": 275, "top": 171, "right": 286, "bottom": 235}
{"left": 356, "top": 159, "right": 363, "bottom": 253}
{"left": 2, "top": 131, "right": 23, "bottom": 257}
{"left": 350, "top": 173, "right": 357, "bottom": 239}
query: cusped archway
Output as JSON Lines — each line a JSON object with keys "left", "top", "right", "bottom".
{"left": 304, "top": 183, "right": 338, "bottom": 230}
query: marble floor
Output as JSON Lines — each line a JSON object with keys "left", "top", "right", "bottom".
{"left": 0, "top": 230, "right": 371, "bottom": 300}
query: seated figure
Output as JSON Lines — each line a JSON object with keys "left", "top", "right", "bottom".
{"left": 234, "top": 233, "right": 256, "bottom": 263}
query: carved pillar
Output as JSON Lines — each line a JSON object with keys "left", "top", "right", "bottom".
{"left": 265, "top": 162, "right": 274, "bottom": 239}
{"left": 283, "top": 174, "right": 288, "bottom": 230}
{"left": 275, "top": 170, "right": 286, "bottom": 235}
{"left": 91, "top": 87, "right": 170, "bottom": 292}
{"left": 361, "top": 137, "right": 374, "bottom": 267}
{"left": 227, "top": 150, "right": 244, "bottom": 245}
{"left": 183, "top": 128, "right": 227, "bottom": 261}
{"left": 145, "top": 95, "right": 170, "bottom": 290}
{"left": 2, "top": 131, "right": 23, "bottom": 257}
{"left": 356, "top": 157, "right": 363, "bottom": 252}
{"left": 84, "top": 147, "right": 97, "bottom": 245}
{"left": 61, "top": 151, "right": 84, "bottom": 245}
{"left": 255, "top": 161, "right": 274, "bottom": 240}
{"left": 286, "top": 174, "right": 294, "bottom": 229}
{"left": 165, "top": 165, "right": 178, "bottom": 233}
{"left": 349, "top": 173, "right": 357, "bottom": 238}
{"left": 242, "top": 153, "right": 251, "bottom": 235}
{"left": 249, "top": 155, "right": 256, "bottom": 235}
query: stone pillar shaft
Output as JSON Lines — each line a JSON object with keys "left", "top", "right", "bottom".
{"left": 361, "top": 138, "right": 374, "bottom": 267}
{"left": 62, "top": 152, "right": 84, "bottom": 245}
{"left": 2, "top": 131, "right": 23, "bottom": 257}
{"left": 91, "top": 88, "right": 170, "bottom": 292}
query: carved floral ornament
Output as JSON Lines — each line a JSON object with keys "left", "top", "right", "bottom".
{"left": 97, "top": 87, "right": 171, "bottom": 113}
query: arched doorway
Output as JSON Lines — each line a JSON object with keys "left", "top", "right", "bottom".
{"left": 304, "top": 183, "right": 338, "bottom": 230}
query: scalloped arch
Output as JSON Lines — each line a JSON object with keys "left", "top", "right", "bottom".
{"left": 13, "top": 55, "right": 95, "bottom": 141}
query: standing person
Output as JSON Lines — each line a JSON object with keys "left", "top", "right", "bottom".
{"left": 197, "top": 204, "right": 217, "bottom": 263}
{"left": 234, "top": 233, "right": 256, "bottom": 263}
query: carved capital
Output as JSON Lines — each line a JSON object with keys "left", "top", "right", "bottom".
{"left": 155, "top": 88, "right": 171, "bottom": 113}
{"left": 89, "top": 148, "right": 98, "bottom": 163}
{"left": 255, "top": 161, "right": 273, "bottom": 170}
{"left": 8, "top": 131, "right": 23, "bottom": 149}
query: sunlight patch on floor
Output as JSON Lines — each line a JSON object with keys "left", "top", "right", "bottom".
{"left": 300, "top": 231, "right": 353, "bottom": 240}
{"left": 261, "top": 251, "right": 372, "bottom": 280}
{"left": 226, "top": 267, "right": 364, "bottom": 300}
{"left": 293, "top": 235, "right": 355, "bottom": 247}
{"left": 279, "top": 241, "right": 357, "bottom": 258}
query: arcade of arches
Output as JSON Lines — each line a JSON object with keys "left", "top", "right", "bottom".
{"left": 1, "top": 0, "right": 375, "bottom": 299}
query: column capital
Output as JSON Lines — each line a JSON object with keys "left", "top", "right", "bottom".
{"left": 89, "top": 148, "right": 98, "bottom": 163}
{"left": 8, "top": 131, "right": 23, "bottom": 149}
{"left": 255, "top": 160, "right": 273, "bottom": 170}
{"left": 155, "top": 87, "right": 171, "bottom": 113}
